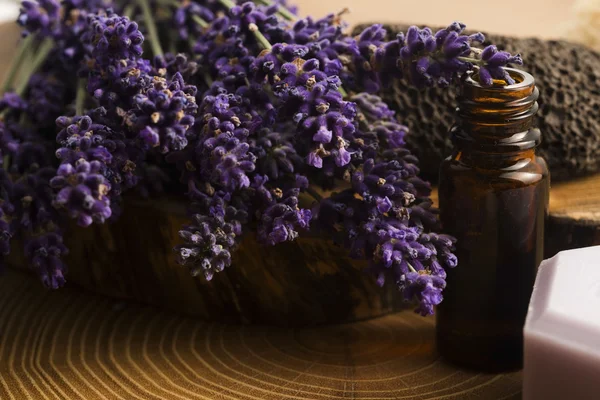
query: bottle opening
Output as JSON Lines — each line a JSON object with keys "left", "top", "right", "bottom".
{"left": 462, "top": 68, "right": 534, "bottom": 93}
{"left": 471, "top": 69, "right": 526, "bottom": 88}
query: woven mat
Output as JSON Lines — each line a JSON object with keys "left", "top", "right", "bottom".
{"left": 0, "top": 269, "right": 522, "bottom": 399}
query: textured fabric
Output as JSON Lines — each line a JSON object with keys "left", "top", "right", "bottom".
{"left": 0, "top": 269, "right": 522, "bottom": 399}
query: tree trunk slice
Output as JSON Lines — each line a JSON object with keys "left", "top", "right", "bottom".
{"left": 0, "top": 267, "right": 523, "bottom": 400}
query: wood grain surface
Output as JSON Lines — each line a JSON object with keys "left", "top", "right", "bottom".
{"left": 0, "top": 268, "right": 522, "bottom": 400}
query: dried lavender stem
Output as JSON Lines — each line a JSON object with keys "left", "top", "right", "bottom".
{"left": 457, "top": 56, "right": 483, "bottom": 64}
{"left": 254, "top": 0, "right": 297, "bottom": 21}
{"left": 338, "top": 86, "right": 348, "bottom": 98}
{"left": 15, "top": 38, "right": 53, "bottom": 96}
{"left": 248, "top": 23, "right": 272, "bottom": 50}
{"left": 204, "top": 72, "right": 213, "bottom": 86}
{"left": 192, "top": 14, "right": 209, "bottom": 28}
{"left": 217, "top": 0, "right": 237, "bottom": 9}
{"left": 2, "top": 35, "right": 34, "bottom": 93}
{"left": 138, "top": 0, "right": 164, "bottom": 57}
{"left": 123, "top": 4, "right": 136, "bottom": 18}
{"left": 216, "top": 0, "right": 272, "bottom": 50}
{"left": 75, "top": 79, "right": 86, "bottom": 116}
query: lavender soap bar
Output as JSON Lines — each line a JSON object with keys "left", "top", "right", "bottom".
{"left": 524, "top": 246, "right": 600, "bottom": 400}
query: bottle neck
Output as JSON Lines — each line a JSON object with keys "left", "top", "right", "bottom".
{"left": 451, "top": 68, "right": 540, "bottom": 158}
{"left": 453, "top": 148, "right": 536, "bottom": 170}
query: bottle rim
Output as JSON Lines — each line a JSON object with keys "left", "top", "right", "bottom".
{"left": 463, "top": 68, "right": 534, "bottom": 91}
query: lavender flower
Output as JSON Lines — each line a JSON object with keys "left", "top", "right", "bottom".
{"left": 50, "top": 160, "right": 112, "bottom": 227}
{"left": 24, "top": 232, "right": 68, "bottom": 289}
{"left": 399, "top": 272, "right": 446, "bottom": 316}
{"left": 55, "top": 112, "right": 139, "bottom": 198}
{"left": 478, "top": 45, "right": 523, "bottom": 86}
{"left": 127, "top": 72, "right": 197, "bottom": 154}
{"left": 173, "top": 0, "right": 216, "bottom": 40}
{"left": 25, "top": 73, "right": 69, "bottom": 127}
{"left": 0, "top": 92, "right": 28, "bottom": 112}
{"left": 184, "top": 91, "right": 258, "bottom": 192}
{"left": 0, "top": 122, "right": 20, "bottom": 161}
{"left": 81, "top": 11, "right": 144, "bottom": 64}
{"left": 257, "top": 186, "right": 311, "bottom": 245}
{"left": 18, "top": 0, "right": 60, "bottom": 37}
{"left": 176, "top": 193, "right": 247, "bottom": 280}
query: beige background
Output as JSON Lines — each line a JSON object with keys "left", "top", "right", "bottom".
{"left": 0, "top": 0, "right": 579, "bottom": 39}
{"left": 299, "top": 0, "right": 576, "bottom": 39}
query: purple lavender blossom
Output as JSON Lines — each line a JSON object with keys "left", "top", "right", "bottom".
{"left": 55, "top": 112, "right": 139, "bottom": 197}
{"left": 24, "top": 232, "right": 68, "bottom": 289}
{"left": 0, "top": 122, "right": 20, "bottom": 161}
{"left": 399, "top": 272, "right": 446, "bottom": 316}
{"left": 49, "top": 160, "right": 112, "bottom": 227}
{"left": 81, "top": 10, "right": 144, "bottom": 65}
{"left": 128, "top": 72, "right": 198, "bottom": 154}
{"left": 254, "top": 175, "right": 311, "bottom": 246}
{"left": 176, "top": 193, "right": 247, "bottom": 280}
{"left": 478, "top": 45, "right": 523, "bottom": 86}
{"left": 0, "top": 92, "right": 28, "bottom": 112}
{"left": 18, "top": 0, "right": 60, "bottom": 37}
{"left": 183, "top": 91, "right": 258, "bottom": 192}
{"left": 173, "top": 0, "right": 216, "bottom": 40}
{"left": 25, "top": 74, "right": 69, "bottom": 127}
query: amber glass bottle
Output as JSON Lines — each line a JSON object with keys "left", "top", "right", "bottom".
{"left": 436, "top": 68, "right": 549, "bottom": 372}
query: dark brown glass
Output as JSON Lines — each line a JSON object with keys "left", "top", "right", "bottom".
{"left": 436, "top": 69, "right": 550, "bottom": 372}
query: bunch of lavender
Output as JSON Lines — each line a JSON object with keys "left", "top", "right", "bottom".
{"left": 172, "top": 0, "right": 521, "bottom": 315}
{"left": 0, "top": 0, "right": 522, "bottom": 315}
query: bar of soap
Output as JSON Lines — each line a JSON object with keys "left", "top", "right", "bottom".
{"left": 524, "top": 246, "right": 600, "bottom": 400}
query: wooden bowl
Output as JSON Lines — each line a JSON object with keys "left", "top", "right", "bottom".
{"left": 8, "top": 196, "right": 405, "bottom": 327}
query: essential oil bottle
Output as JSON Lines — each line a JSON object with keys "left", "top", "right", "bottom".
{"left": 436, "top": 68, "right": 550, "bottom": 372}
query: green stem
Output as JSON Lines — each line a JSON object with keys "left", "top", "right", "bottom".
{"left": 2, "top": 35, "right": 35, "bottom": 94}
{"left": 138, "top": 0, "right": 164, "bottom": 57}
{"left": 15, "top": 38, "right": 54, "bottom": 97}
{"left": 217, "top": 0, "right": 237, "bottom": 8}
{"left": 255, "top": 0, "right": 297, "bottom": 21}
{"left": 123, "top": 4, "right": 136, "bottom": 18}
{"left": 75, "top": 80, "right": 86, "bottom": 116}
{"left": 192, "top": 14, "right": 209, "bottom": 29}
{"left": 249, "top": 23, "right": 272, "bottom": 50}
{"left": 217, "top": 0, "right": 272, "bottom": 50}
{"left": 338, "top": 86, "right": 348, "bottom": 98}
{"left": 457, "top": 56, "right": 482, "bottom": 65}
{"left": 203, "top": 71, "right": 213, "bottom": 87}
